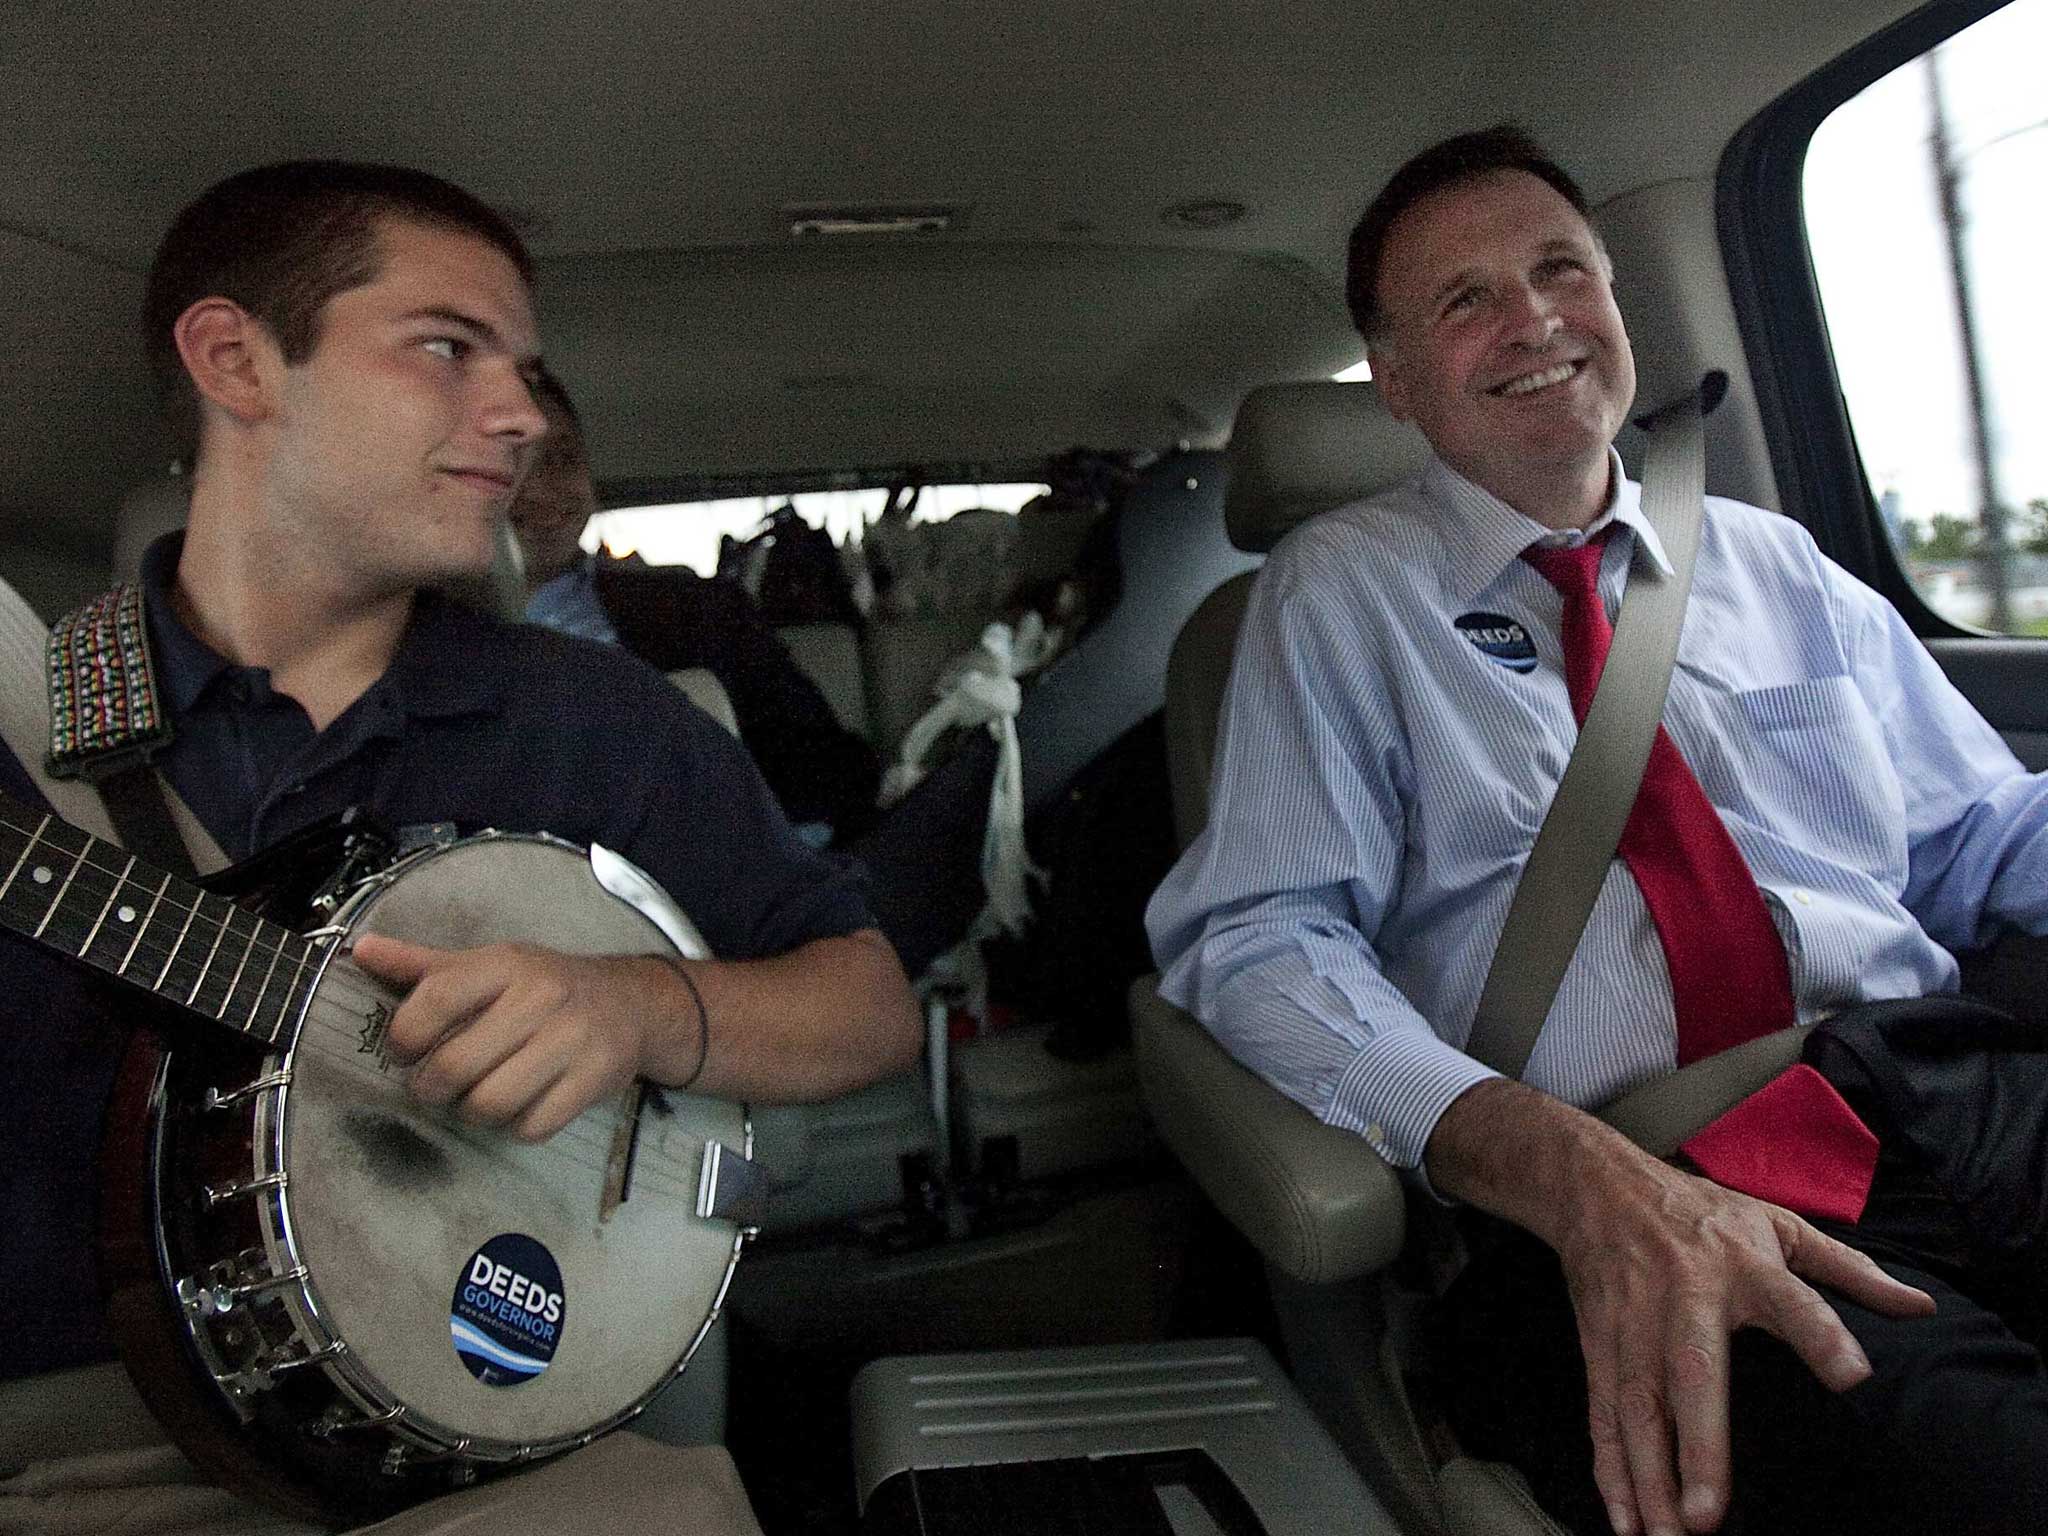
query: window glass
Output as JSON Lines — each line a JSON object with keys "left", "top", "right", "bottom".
{"left": 1804, "top": 0, "right": 2048, "bottom": 633}
{"left": 585, "top": 482, "right": 1049, "bottom": 575}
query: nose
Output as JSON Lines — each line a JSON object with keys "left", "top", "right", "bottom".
{"left": 1502, "top": 280, "right": 1562, "bottom": 347}
{"left": 485, "top": 367, "right": 550, "bottom": 446}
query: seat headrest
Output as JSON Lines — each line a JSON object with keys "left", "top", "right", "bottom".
{"left": 1223, "top": 381, "right": 1433, "bottom": 553}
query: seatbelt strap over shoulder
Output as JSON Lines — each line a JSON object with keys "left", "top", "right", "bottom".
{"left": 0, "top": 576, "right": 121, "bottom": 842}
{"left": 1463, "top": 373, "right": 1722, "bottom": 1080}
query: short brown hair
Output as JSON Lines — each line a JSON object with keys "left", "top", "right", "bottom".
{"left": 1345, "top": 125, "right": 1590, "bottom": 344}
{"left": 143, "top": 161, "right": 534, "bottom": 452}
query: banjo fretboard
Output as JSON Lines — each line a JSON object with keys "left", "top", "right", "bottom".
{"left": 0, "top": 790, "right": 318, "bottom": 1048}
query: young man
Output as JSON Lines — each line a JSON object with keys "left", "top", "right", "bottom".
{"left": 1148, "top": 127, "right": 2048, "bottom": 1535}
{"left": 0, "top": 160, "right": 919, "bottom": 1534}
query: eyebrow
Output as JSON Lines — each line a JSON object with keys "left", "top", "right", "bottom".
{"left": 401, "top": 305, "right": 496, "bottom": 340}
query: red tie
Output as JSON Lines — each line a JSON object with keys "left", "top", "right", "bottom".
{"left": 1522, "top": 532, "right": 1876, "bottom": 1224}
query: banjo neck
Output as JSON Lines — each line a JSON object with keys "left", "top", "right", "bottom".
{"left": 0, "top": 788, "right": 319, "bottom": 1051}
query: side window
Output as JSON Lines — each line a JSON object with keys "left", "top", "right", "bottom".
{"left": 1803, "top": 0, "right": 2047, "bottom": 635}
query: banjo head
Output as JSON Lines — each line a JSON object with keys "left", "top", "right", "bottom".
{"left": 264, "top": 834, "right": 747, "bottom": 1456}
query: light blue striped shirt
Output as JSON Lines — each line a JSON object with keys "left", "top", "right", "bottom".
{"left": 525, "top": 560, "right": 620, "bottom": 645}
{"left": 1146, "top": 454, "right": 2048, "bottom": 1173}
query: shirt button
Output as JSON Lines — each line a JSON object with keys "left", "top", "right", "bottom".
{"left": 1364, "top": 1123, "right": 1387, "bottom": 1148}
{"left": 1793, "top": 889, "right": 1813, "bottom": 907}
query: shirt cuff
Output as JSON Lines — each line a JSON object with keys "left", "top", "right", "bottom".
{"left": 1321, "top": 1026, "right": 1500, "bottom": 1176}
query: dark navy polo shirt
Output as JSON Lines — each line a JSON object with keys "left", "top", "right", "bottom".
{"left": 3, "top": 539, "right": 875, "bottom": 1381}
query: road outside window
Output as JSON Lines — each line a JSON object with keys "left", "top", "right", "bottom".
{"left": 1805, "top": 0, "right": 2048, "bottom": 634}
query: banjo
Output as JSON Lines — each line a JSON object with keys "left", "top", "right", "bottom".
{"left": 0, "top": 792, "right": 764, "bottom": 1524}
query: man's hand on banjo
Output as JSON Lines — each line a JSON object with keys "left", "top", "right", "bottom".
{"left": 353, "top": 926, "right": 922, "bottom": 1138}
{"left": 352, "top": 935, "right": 680, "bottom": 1142}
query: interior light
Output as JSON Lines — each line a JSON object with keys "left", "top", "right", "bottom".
{"left": 1332, "top": 359, "right": 1374, "bottom": 383}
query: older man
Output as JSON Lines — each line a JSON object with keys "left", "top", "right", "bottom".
{"left": 0, "top": 159, "right": 919, "bottom": 1535}
{"left": 1149, "top": 127, "right": 2048, "bottom": 1535}
{"left": 510, "top": 376, "right": 887, "bottom": 833}
{"left": 508, "top": 375, "right": 1001, "bottom": 980}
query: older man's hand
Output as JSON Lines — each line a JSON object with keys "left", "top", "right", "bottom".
{"left": 1428, "top": 1078, "right": 1935, "bottom": 1536}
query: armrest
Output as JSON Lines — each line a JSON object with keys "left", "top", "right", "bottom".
{"left": 1128, "top": 974, "right": 1405, "bottom": 1284}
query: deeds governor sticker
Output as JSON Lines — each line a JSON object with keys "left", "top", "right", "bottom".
{"left": 1454, "top": 611, "right": 1538, "bottom": 674}
{"left": 450, "top": 1233, "right": 565, "bottom": 1387}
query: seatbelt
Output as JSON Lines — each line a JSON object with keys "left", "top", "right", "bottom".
{"left": 93, "top": 764, "right": 221, "bottom": 879}
{"left": 1464, "top": 372, "right": 1724, "bottom": 1081}
{"left": 0, "top": 575, "right": 227, "bottom": 876}
{"left": 0, "top": 576, "right": 122, "bottom": 843}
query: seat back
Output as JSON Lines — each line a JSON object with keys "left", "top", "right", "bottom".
{"left": 776, "top": 622, "right": 869, "bottom": 738}
{"left": 1162, "top": 382, "right": 1432, "bottom": 848}
{"left": 1163, "top": 574, "right": 1254, "bottom": 851}
{"left": 668, "top": 668, "right": 740, "bottom": 737}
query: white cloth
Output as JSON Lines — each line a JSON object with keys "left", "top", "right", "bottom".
{"left": 883, "top": 617, "right": 1062, "bottom": 1019}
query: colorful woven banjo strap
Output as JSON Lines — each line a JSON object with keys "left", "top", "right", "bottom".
{"left": 45, "top": 582, "right": 174, "bottom": 781}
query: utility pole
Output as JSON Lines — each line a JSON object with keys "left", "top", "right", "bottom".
{"left": 1926, "top": 48, "right": 2013, "bottom": 632}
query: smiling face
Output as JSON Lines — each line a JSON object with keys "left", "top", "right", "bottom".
{"left": 258, "top": 215, "right": 549, "bottom": 597}
{"left": 1369, "top": 168, "right": 1636, "bottom": 527}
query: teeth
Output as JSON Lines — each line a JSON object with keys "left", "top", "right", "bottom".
{"left": 1496, "top": 362, "right": 1578, "bottom": 397}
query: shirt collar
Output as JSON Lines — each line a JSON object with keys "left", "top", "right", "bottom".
{"left": 138, "top": 530, "right": 506, "bottom": 723}
{"left": 1421, "top": 447, "right": 1673, "bottom": 603}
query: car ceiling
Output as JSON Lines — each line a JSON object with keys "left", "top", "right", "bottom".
{"left": 0, "top": 0, "right": 1916, "bottom": 558}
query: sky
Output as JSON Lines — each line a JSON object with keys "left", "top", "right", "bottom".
{"left": 1804, "top": 0, "right": 2048, "bottom": 531}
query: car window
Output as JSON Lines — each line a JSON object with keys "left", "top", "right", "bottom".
{"left": 587, "top": 483, "right": 1049, "bottom": 574}
{"left": 1804, "top": 0, "right": 2048, "bottom": 635}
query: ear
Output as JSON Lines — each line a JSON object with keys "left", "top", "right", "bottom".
{"left": 1370, "top": 344, "right": 1413, "bottom": 423}
{"left": 172, "top": 298, "right": 280, "bottom": 429}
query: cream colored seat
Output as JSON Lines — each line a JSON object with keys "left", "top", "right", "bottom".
{"left": 774, "top": 621, "right": 869, "bottom": 737}
{"left": 1130, "top": 380, "right": 1568, "bottom": 1536}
